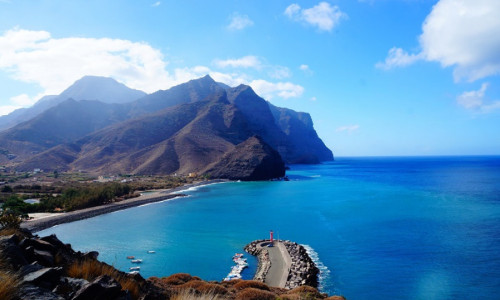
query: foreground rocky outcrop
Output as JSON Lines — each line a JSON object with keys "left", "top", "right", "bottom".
{"left": 0, "top": 229, "right": 345, "bottom": 299}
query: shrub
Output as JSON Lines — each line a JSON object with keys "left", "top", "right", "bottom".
{"left": 162, "top": 273, "right": 196, "bottom": 285}
{"left": 286, "top": 286, "right": 323, "bottom": 299}
{"left": 233, "top": 280, "right": 271, "bottom": 291}
{"left": 0, "top": 213, "right": 21, "bottom": 230}
{"left": 179, "top": 280, "right": 206, "bottom": 291}
{"left": 67, "top": 259, "right": 141, "bottom": 299}
{"left": 324, "top": 296, "right": 346, "bottom": 300}
{"left": 236, "top": 287, "right": 276, "bottom": 300}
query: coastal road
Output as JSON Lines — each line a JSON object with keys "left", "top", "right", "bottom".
{"left": 264, "top": 242, "right": 292, "bottom": 288}
{"left": 21, "top": 180, "right": 227, "bottom": 232}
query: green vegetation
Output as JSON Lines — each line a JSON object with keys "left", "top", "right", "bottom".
{"left": 1, "top": 183, "right": 133, "bottom": 214}
{"left": 0, "top": 170, "right": 195, "bottom": 217}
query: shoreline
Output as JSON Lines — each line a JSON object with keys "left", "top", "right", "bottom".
{"left": 21, "top": 179, "right": 228, "bottom": 232}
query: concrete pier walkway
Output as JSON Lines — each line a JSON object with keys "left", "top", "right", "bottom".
{"left": 265, "top": 241, "right": 292, "bottom": 287}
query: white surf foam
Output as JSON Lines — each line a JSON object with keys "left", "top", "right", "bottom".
{"left": 302, "top": 244, "right": 331, "bottom": 292}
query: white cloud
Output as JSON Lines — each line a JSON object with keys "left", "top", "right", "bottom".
{"left": 377, "top": 0, "right": 500, "bottom": 82}
{"left": 213, "top": 55, "right": 262, "bottom": 69}
{"left": 0, "top": 105, "right": 20, "bottom": 116}
{"left": 376, "top": 47, "right": 423, "bottom": 70}
{"left": 227, "top": 13, "right": 254, "bottom": 31}
{"left": 0, "top": 28, "right": 306, "bottom": 114}
{"left": 284, "top": 2, "right": 347, "bottom": 32}
{"left": 336, "top": 124, "right": 360, "bottom": 133}
{"left": 310, "top": 96, "right": 317, "bottom": 101}
{"left": 457, "top": 83, "right": 500, "bottom": 113}
{"left": 152, "top": 1, "right": 161, "bottom": 7}
{"left": 249, "top": 79, "right": 304, "bottom": 99}
{"left": 0, "top": 28, "right": 172, "bottom": 95}
{"left": 10, "top": 93, "right": 39, "bottom": 106}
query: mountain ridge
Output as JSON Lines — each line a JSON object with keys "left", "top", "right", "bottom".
{"left": 0, "top": 76, "right": 146, "bottom": 131}
{"left": 2, "top": 75, "right": 333, "bottom": 180}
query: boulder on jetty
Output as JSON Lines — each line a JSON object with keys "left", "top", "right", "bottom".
{"left": 244, "top": 239, "right": 320, "bottom": 290}
{"left": 282, "top": 240, "right": 319, "bottom": 289}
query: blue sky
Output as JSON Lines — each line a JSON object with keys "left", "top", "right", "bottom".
{"left": 0, "top": 0, "right": 499, "bottom": 156}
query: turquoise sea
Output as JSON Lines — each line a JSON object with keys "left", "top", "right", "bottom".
{"left": 39, "top": 156, "right": 500, "bottom": 299}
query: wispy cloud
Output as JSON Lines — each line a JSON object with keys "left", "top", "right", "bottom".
{"left": 376, "top": 47, "right": 423, "bottom": 70}
{"left": 213, "top": 55, "right": 262, "bottom": 69}
{"left": 268, "top": 66, "right": 292, "bottom": 79}
{"left": 457, "top": 83, "right": 500, "bottom": 113}
{"left": 336, "top": 124, "right": 360, "bottom": 133}
{"left": 152, "top": 1, "right": 161, "bottom": 7}
{"left": 377, "top": 0, "right": 500, "bottom": 82}
{"left": 284, "top": 2, "right": 347, "bottom": 32}
{"left": 299, "top": 64, "right": 313, "bottom": 75}
{"left": 227, "top": 13, "right": 254, "bottom": 31}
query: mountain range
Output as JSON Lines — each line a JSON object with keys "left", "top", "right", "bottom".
{"left": 0, "top": 75, "right": 333, "bottom": 180}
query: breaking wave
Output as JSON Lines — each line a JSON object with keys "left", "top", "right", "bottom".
{"left": 302, "top": 244, "right": 331, "bottom": 292}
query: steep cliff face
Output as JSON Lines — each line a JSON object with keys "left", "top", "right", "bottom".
{"left": 204, "top": 136, "right": 286, "bottom": 181}
{"left": 268, "top": 103, "right": 333, "bottom": 163}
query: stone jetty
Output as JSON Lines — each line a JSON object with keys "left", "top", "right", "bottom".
{"left": 244, "top": 239, "right": 320, "bottom": 289}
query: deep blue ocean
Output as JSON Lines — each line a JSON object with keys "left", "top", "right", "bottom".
{"left": 39, "top": 156, "right": 500, "bottom": 299}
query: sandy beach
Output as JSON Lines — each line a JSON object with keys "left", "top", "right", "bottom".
{"left": 21, "top": 179, "right": 227, "bottom": 232}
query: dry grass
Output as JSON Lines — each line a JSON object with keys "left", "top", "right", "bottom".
{"left": 67, "top": 259, "right": 141, "bottom": 299}
{"left": 285, "top": 286, "right": 323, "bottom": 299}
{"left": 0, "top": 252, "right": 21, "bottom": 300}
{"left": 235, "top": 287, "right": 277, "bottom": 300}
{"left": 233, "top": 280, "right": 271, "bottom": 291}
{"left": 0, "top": 270, "right": 20, "bottom": 300}
{"left": 171, "top": 288, "right": 224, "bottom": 300}
{"left": 197, "top": 283, "right": 228, "bottom": 295}
{"left": 0, "top": 227, "right": 27, "bottom": 237}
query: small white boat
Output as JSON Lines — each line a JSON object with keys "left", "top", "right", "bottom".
{"left": 147, "top": 250, "right": 156, "bottom": 254}
{"left": 129, "top": 266, "right": 140, "bottom": 271}
{"left": 131, "top": 259, "right": 143, "bottom": 263}
{"left": 128, "top": 271, "right": 140, "bottom": 275}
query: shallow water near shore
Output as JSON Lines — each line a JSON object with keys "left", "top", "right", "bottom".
{"left": 39, "top": 156, "right": 500, "bottom": 299}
